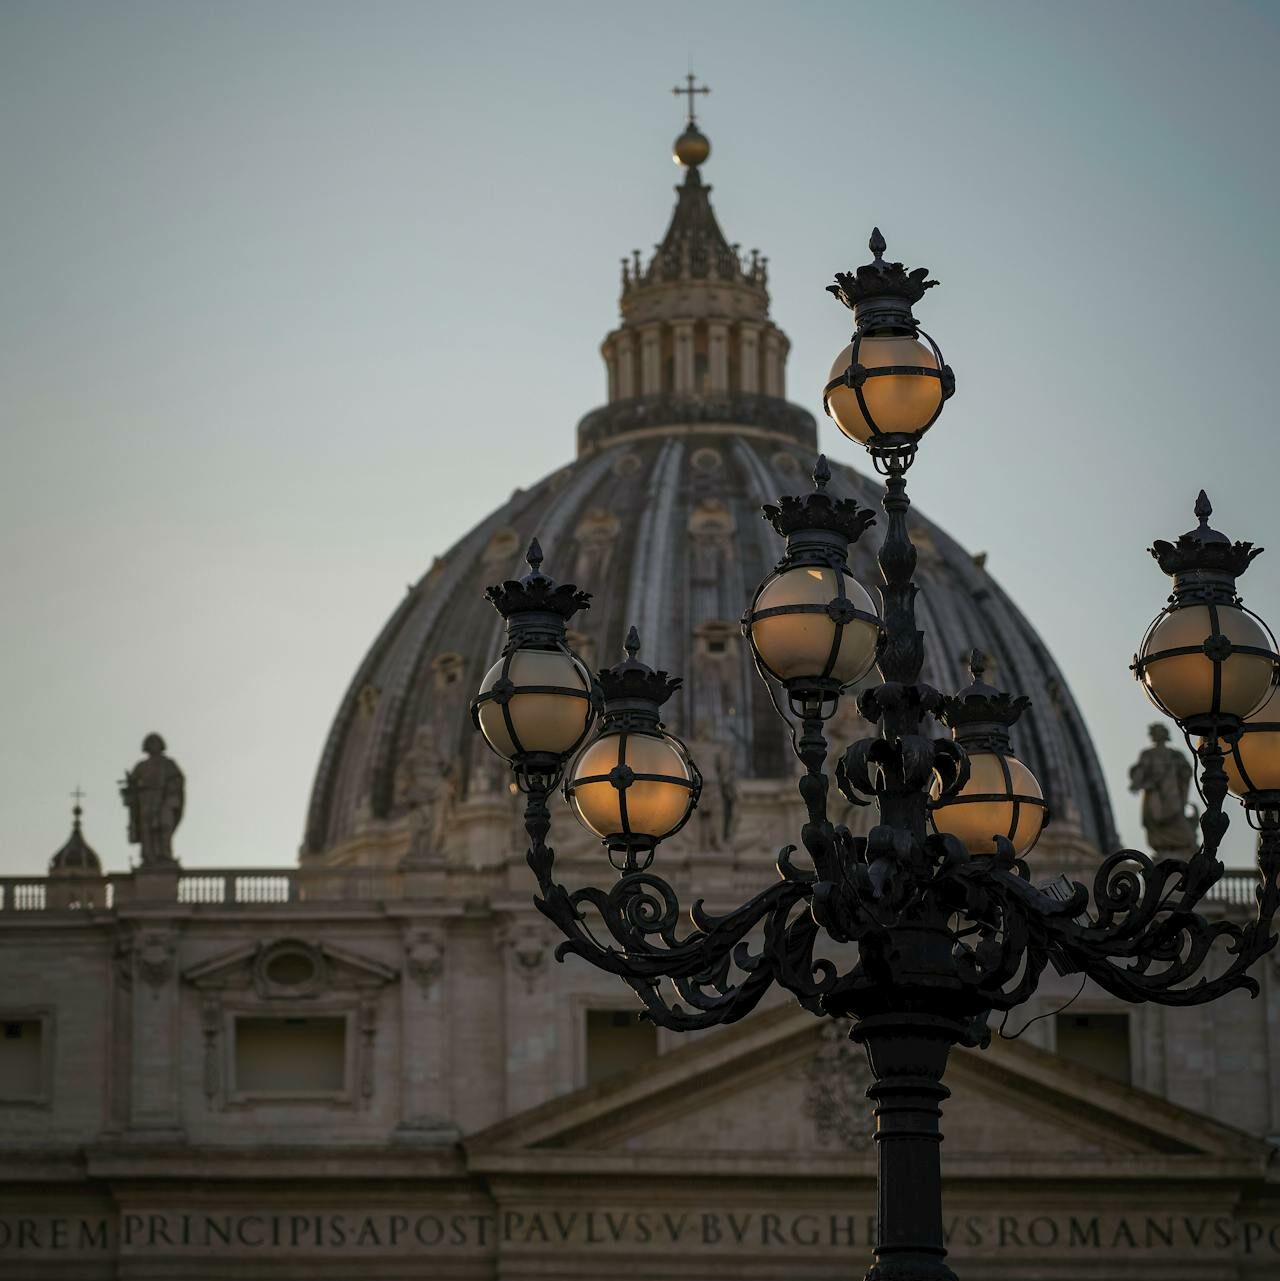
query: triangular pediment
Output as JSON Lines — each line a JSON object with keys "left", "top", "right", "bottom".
{"left": 183, "top": 936, "right": 397, "bottom": 996}
{"left": 469, "top": 1003, "right": 1268, "bottom": 1175}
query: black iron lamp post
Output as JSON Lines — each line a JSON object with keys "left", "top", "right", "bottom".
{"left": 471, "top": 230, "right": 1280, "bottom": 1281}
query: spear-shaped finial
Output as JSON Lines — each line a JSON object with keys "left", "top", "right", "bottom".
{"left": 526, "top": 538, "right": 544, "bottom": 573}
{"left": 968, "top": 648, "right": 987, "bottom": 681}
{"left": 869, "top": 227, "right": 886, "bottom": 260}
{"left": 624, "top": 625, "right": 642, "bottom": 658}
{"left": 813, "top": 454, "right": 831, "bottom": 491}
{"left": 1194, "top": 490, "right": 1212, "bottom": 528}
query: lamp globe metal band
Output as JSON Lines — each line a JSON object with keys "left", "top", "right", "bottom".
{"left": 743, "top": 455, "right": 882, "bottom": 721}
{"left": 930, "top": 649, "right": 1049, "bottom": 857}
{"left": 1134, "top": 491, "right": 1280, "bottom": 740}
{"left": 823, "top": 228, "right": 956, "bottom": 475}
{"left": 471, "top": 538, "right": 596, "bottom": 792}
{"left": 565, "top": 627, "right": 701, "bottom": 873}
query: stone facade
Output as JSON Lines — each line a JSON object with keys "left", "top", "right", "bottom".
{"left": 3, "top": 113, "right": 1278, "bottom": 1280}
{"left": 1, "top": 861, "right": 1278, "bottom": 1278}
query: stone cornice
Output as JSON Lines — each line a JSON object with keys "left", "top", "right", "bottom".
{"left": 576, "top": 392, "right": 816, "bottom": 455}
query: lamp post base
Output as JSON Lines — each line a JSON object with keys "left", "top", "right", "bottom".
{"left": 853, "top": 1008, "right": 968, "bottom": 1281}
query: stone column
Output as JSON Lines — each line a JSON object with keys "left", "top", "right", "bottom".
{"left": 604, "top": 339, "right": 618, "bottom": 402}
{"left": 762, "top": 328, "right": 783, "bottom": 397}
{"left": 616, "top": 330, "right": 636, "bottom": 399}
{"left": 126, "top": 923, "right": 184, "bottom": 1138}
{"left": 639, "top": 323, "right": 663, "bottom": 396}
{"left": 672, "top": 321, "right": 695, "bottom": 393}
{"left": 738, "top": 322, "right": 761, "bottom": 393}
{"left": 707, "top": 321, "right": 729, "bottom": 393}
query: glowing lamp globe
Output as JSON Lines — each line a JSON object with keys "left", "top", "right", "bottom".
{"left": 564, "top": 628, "right": 700, "bottom": 871}
{"left": 1135, "top": 493, "right": 1278, "bottom": 735}
{"left": 930, "top": 650, "right": 1048, "bottom": 857}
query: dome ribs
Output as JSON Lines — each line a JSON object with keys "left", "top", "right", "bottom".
{"left": 307, "top": 441, "right": 1116, "bottom": 862}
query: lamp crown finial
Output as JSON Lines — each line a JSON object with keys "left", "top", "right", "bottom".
{"left": 1195, "top": 491, "right": 1212, "bottom": 527}
{"left": 968, "top": 648, "right": 986, "bottom": 680}
{"left": 813, "top": 454, "right": 831, "bottom": 491}
{"left": 625, "top": 625, "right": 641, "bottom": 658}
{"left": 869, "top": 227, "right": 886, "bottom": 259}
{"left": 526, "top": 538, "right": 544, "bottom": 573}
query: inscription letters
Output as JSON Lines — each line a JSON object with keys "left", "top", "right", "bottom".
{"left": 2, "top": 1210, "right": 1279, "bottom": 1257}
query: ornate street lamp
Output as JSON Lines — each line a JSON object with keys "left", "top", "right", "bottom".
{"left": 564, "top": 626, "right": 701, "bottom": 872}
{"left": 472, "top": 230, "right": 1280, "bottom": 1281}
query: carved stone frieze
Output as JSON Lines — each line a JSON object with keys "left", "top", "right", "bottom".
{"left": 404, "top": 929, "right": 445, "bottom": 990}
{"left": 498, "top": 918, "right": 550, "bottom": 993}
{"left": 135, "top": 930, "right": 176, "bottom": 992}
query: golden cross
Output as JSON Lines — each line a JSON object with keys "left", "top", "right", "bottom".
{"left": 672, "top": 72, "right": 710, "bottom": 124}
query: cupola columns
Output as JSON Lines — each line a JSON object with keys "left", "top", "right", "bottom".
{"left": 589, "top": 83, "right": 794, "bottom": 441}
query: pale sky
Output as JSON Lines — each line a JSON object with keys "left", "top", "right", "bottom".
{"left": 2, "top": 0, "right": 1278, "bottom": 874}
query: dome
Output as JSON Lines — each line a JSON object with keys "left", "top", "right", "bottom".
{"left": 49, "top": 802, "right": 102, "bottom": 875}
{"left": 305, "top": 437, "right": 1115, "bottom": 858}
{"left": 303, "top": 110, "right": 1117, "bottom": 864}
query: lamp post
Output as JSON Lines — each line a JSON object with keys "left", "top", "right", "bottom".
{"left": 471, "top": 230, "right": 1280, "bottom": 1281}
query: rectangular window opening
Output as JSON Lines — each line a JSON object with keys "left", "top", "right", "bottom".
{"left": 585, "top": 1009, "right": 658, "bottom": 1087}
{"left": 233, "top": 1015, "right": 346, "bottom": 1096}
{"left": 0, "top": 1018, "right": 44, "bottom": 1100}
{"left": 1055, "top": 1011, "right": 1131, "bottom": 1085}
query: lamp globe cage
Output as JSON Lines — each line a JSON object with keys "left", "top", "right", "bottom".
{"left": 565, "top": 627, "right": 701, "bottom": 872}
{"left": 930, "top": 649, "right": 1049, "bottom": 857}
{"left": 823, "top": 229, "right": 955, "bottom": 473}
{"left": 471, "top": 539, "right": 596, "bottom": 791}
{"left": 1135, "top": 493, "right": 1279, "bottom": 739}
{"left": 1222, "top": 690, "right": 1280, "bottom": 828}
{"left": 743, "top": 455, "right": 882, "bottom": 721}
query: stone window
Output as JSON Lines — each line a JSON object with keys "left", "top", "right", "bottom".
{"left": 0, "top": 1014, "right": 50, "bottom": 1103}
{"left": 1055, "top": 1011, "right": 1131, "bottom": 1085}
{"left": 232, "top": 1015, "right": 348, "bottom": 1098}
{"left": 585, "top": 1009, "right": 658, "bottom": 1086}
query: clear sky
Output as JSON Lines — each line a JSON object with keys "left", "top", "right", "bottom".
{"left": 2, "top": 0, "right": 1278, "bottom": 874}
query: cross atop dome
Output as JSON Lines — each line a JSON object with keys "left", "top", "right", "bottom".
{"left": 672, "top": 72, "right": 710, "bottom": 125}
{"left": 671, "top": 70, "right": 712, "bottom": 169}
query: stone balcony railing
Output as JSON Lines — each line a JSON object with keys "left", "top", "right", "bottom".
{"left": 0, "top": 866, "right": 407, "bottom": 913}
{"left": 0, "top": 867, "right": 1265, "bottom": 915}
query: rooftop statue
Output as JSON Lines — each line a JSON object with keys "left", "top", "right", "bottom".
{"left": 120, "top": 733, "right": 185, "bottom": 866}
{"left": 1128, "top": 723, "right": 1199, "bottom": 855}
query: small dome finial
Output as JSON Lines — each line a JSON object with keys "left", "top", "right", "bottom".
{"left": 526, "top": 538, "right": 544, "bottom": 573}
{"left": 624, "top": 625, "right": 642, "bottom": 658}
{"left": 869, "top": 227, "right": 887, "bottom": 260}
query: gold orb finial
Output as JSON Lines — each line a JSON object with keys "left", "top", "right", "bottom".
{"left": 671, "top": 72, "right": 711, "bottom": 168}
{"left": 673, "top": 124, "right": 711, "bottom": 168}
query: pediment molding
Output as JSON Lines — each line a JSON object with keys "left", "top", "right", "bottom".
{"left": 182, "top": 937, "right": 398, "bottom": 998}
{"left": 467, "top": 1002, "right": 1270, "bottom": 1171}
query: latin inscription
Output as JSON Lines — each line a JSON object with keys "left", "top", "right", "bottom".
{"left": 3, "top": 1210, "right": 1280, "bottom": 1257}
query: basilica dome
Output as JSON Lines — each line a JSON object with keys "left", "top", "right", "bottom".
{"left": 303, "top": 124, "right": 1116, "bottom": 863}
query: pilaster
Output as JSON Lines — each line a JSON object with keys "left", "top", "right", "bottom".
{"left": 639, "top": 323, "right": 663, "bottom": 396}
{"left": 125, "top": 922, "right": 184, "bottom": 1139}
{"left": 738, "top": 322, "right": 761, "bottom": 393}
{"left": 672, "top": 320, "right": 695, "bottom": 393}
{"left": 707, "top": 320, "right": 729, "bottom": 392}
